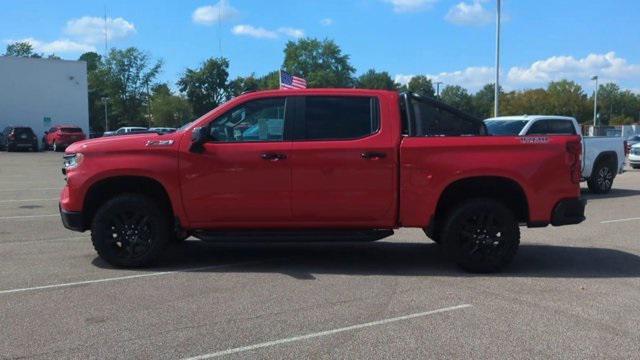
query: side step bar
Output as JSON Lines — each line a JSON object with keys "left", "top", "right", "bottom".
{"left": 192, "top": 229, "right": 394, "bottom": 243}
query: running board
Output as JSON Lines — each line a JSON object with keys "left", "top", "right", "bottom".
{"left": 192, "top": 229, "right": 394, "bottom": 243}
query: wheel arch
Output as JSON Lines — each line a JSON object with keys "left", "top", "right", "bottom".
{"left": 82, "top": 176, "right": 174, "bottom": 231}
{"left": 427, "top": 176, "right": 529, "bottom": 238}
{"left": 590, "top": 151, "right": 618, "bottom": 178}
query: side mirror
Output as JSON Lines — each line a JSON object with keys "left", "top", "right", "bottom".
{"left": 190, "top": 126, "right": 209, "bottom": 153}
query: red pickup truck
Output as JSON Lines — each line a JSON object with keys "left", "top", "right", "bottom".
{"left": 59, "top": 89, "right": 585, "bottom": 272}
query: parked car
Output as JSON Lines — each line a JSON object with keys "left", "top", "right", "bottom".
{"left": 42, "top": 125, "right": 86, "bottom": 152}
{"left": 627, "top": 135, "right": 640, "bottom": 152}
{"left": 60, "top": 89, "right": 585, "bottom": 273}
{"left": 115, "top": 127, "right": 147, "bottom": 135}
{"left": 149, "top": 127, "right": 176, "bottom": 134}
{"left": 484, "top": 115, "right": 626, "bottom": 193}
{"left": 0, "top": 126, "right": 38, "bottom": 152}
{"left": 102, "top": 127, "right": 147, "bottom": 137}
{"left": 629, "top": 143, "right": 640, "bottom": 169}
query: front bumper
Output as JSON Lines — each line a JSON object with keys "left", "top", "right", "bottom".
{"left": 551, "top": 198, "right": 586, "bottom": 226}
{"left": 59, "top": 203, "right": 85, "bottom": 232}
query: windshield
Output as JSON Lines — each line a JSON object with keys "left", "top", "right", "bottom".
{"left": 14, "top": 127, "right": 34, "bottom": 136}
{"left": 484, "top": 120, "right": 529, "bottom": 135}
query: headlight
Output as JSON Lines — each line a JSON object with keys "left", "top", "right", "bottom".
{"left": 63, "top": 153, "right": 84, "bottom": 169}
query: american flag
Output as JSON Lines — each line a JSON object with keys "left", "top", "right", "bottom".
{"left": 280, "top": 70, "right": 307, "bottom": 89}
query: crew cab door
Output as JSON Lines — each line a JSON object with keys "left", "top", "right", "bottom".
{"left": 179, "top": 96, "right": 293, "bottom": 227}
{"left": 289, "top": 95, "right": 398, "bottom": 227}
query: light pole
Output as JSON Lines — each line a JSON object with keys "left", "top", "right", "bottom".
{"left": 494, "top": 0, "right": 501, "bottom": 117}
{"left": 101, "top": 97, "right": 109, "bottom": 131}
{"left": 591, "top": 75, "right": 599, "bottom": 127}
{"left": 436, "top": 81, "right": 443, "bottom": 98}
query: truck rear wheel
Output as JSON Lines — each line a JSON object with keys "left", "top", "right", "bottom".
{"left": 91, "top": 194, "right": 169, "bottom": 267}
{"left": 441, "top": 198, "right": 520, "bottom": 273}
{"left": 587, "top": 162, "right": 615, "bottom": 194}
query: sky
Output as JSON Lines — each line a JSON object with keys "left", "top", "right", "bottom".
{"left": 2, "top": 0, "right": 639, "bottom": 93}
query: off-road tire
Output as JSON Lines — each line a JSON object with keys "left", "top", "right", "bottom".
{"left": 91, "top": 194, "right": 170, "bottom": 267}
{"left": 441, "top": 198, "right": 520, "bottom": 273}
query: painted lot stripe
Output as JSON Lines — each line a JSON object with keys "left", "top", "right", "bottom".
{"left": 0, "top": 214, "right": 58, "bottom": 220}
{"left": 0, "top": 198, "right": 57, "bottom": 203}
{"left": 1, "top": 235, "right": 88, "bottom": 245}
{"left": 601, "top": 217, "right": 640, "bottom": 224}
{"left": 182, "top": 304, "right": 472, "bottom": 360}
{"left": 0, "top": 259, "right": 280, "bottom": 295}
{"left": 0, "top": 187, "right": 60, "bottom": 192}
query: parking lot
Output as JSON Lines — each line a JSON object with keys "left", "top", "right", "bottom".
{"left": 1, "top": 151, "right": 639, "bottom": 359}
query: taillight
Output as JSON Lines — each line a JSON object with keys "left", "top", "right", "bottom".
{"left": 566, "top": 140, "right": 582, "bottom": 184}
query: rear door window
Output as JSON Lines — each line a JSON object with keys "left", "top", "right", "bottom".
{"left": 298, "top": 96, "right": 379, "bottom": 141}
{"left": 546, "top": 120, "right": 576, "bottom": 135}
{"left": 527, "top": 120, "right": 576, "bottom": 135}
{"left": 527, "top": 121, "right": 548, "bottom": 135}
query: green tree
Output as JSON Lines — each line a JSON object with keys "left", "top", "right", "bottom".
{"left": 178, "top": 57, "right": 230, "bottom": 117}
{"left": 4, "top": 41, "right": 41, "bottom": 58}
{"left": 473, "top": 84, "right": 502, "bottom": 118}
{"left": 356, "top": 69, "right": 398, "bottom": 90}
{"left": 501, "top": 88, "right": 551, "bottom": 116}
{"left": 405, "top": 75, "right": 435, "bottom": 97}
{"left": 229, "top": 74, "right": 259, "bottom": 97}
{"left": 440, "top": 85, "right": 474, "bottom": 114}
{"left": 79, "top": 52, "right": 109, "bottom": 132}
{"left": 609, "top": 115, "right": 635, "bottom": 125}
{"left": 257, "top": 71, "right": 280, "bottom": 90}
{"left": 546, "top": 80, "right": 590, "bottom": 122}
{"left": 283, "top": 38, "right": 355, "bottom": 87}
{"left": 150, "top": 86, "right": 193, "bottom": 127}
{"left": 79, "top": 52, "right": 102, "bottom": 72}
{"left": 103, "top": 47, "right": 163, "bottom": 128}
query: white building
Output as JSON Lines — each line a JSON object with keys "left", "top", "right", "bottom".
{"left": 0, "top": 56, "right": 89, "bottom": 145}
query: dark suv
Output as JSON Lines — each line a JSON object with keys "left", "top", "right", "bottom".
{"left": 0, "top": 126, "right": 39, "bottom": 152}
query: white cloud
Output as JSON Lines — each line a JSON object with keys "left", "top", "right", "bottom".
{"left": 508, "top": 52, "right": 640, "bottom": 86}
{"left": 396, "top": 52, "right": 640, "bottom": 93}
{"left": 231, "top": 25, "right": 305, "bottom": 39}
{"left": 383, "top": 0, "right": 438, "bottom": 13}
{"left": 232, "top": 25, "right": 278, "bottom": 39}
{"left": 445, "top": 0, "right": 492, "bottom": 26}
{"left": 277, "top": 27, "right": 304, "bottom": 38}
{"left": 192, "top": 0, "right": 239, "bottom": 25}
{"left": 320, "top": 18, "right": 334, "bottom": 26}
{"left": 5, "top": 37, "right": 96, "bottom": 54}
{"left": 65, "top": 16, "right": 136, "bottom": 44}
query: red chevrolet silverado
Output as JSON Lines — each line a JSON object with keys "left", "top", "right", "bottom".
{"left": 60, "top": 89, "right": 585, "bottom": 272}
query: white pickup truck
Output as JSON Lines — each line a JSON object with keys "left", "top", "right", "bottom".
{"left": 484, "top": 115, "right": 626, "bottom": 194}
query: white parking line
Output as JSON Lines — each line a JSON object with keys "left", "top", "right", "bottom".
{"left": 0, "top": 259, "right": 280, "bottom": 295}
{"left": 0, "top": 198, "right": 58, "bottom": 203}
{"left": 0, "top": 187, "right": 60, "bottom": 192}
{"left": 0, "top": 214, "right": 58, "bottom": 220}
{"left": 182, "top": 304, "right": 472, "bottom": 360}
{"left": 601, "top": 217, "right": 640, "bottom": 224}
{"left": 1, "top": 235, "right": 87, "bottom": 245}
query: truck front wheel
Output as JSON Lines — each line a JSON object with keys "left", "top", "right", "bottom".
{"left": 91, "top": 194, "right": 169, "bottom": 267}
{"left": 441, "top": 199, "right": 520, "bottom": 273}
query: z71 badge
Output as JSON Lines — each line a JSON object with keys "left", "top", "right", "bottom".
{"left": 520, "top": 136, "right": 549, "bottom": 144}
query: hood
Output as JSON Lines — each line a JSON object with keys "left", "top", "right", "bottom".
{"left": 65, "top": 132, "right": 179, "bottom": 154}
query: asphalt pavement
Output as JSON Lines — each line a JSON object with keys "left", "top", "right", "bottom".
{"left": 1, "top": 152, "right": 639, "bottom": 359}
